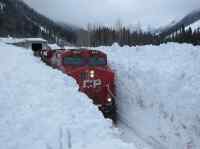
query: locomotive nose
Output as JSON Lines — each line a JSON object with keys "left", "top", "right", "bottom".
{"left": 72, "top": 67, "right": 116, "bottom": 121}
{"left": 79, "top": 69, "right": 103, "bottom": 89}
{"left": 80, "top": 69, "right": 96, "bottom": 80}
{"left": 72, "top": 67, "right": 114, "bottom": 102}
{"left": 74, "top": 67, "right": 110, "bottom": 91}
{"left": 89, "top": 70, "right": 95, "bottom": 78}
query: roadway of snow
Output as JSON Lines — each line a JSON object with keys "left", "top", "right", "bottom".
{"left": 0, "top": 42, "right": 136, "bottom": 149}
{"left": 96, "top": 43, "right": 200, "bottom": 149}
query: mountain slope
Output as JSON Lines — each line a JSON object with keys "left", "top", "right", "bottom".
{"left": 0, "top": 0, "right": 77, "bottom": 43}
{"left": 185, "top": 19, "right": 200, "bottom": 31}
{"left": 159, "top": 9, "right": 200, "bottom": 37}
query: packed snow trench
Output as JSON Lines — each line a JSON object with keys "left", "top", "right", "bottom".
{"left": 96, "top": 43, "right": 200, "bottom": 149}
{"left": 1, "top": 41, "right": 200, "bottom": 149}
{"left": 0, "top": 42, "right": 137, "bottom": 149}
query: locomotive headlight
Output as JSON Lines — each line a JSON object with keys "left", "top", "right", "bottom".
{"left": 90, "top": 70, "right": 95, "bottom": 74}
{"left": 107, "top": 98, "right": 112, "bottom": 102}
{"left": 90, "top": 70, "right": 95, "bottom": 78}
{"left": 90, "top": 74, "right": 95, "bottom": 78}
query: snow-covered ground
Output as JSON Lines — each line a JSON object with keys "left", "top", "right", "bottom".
{"left": 0, "top": 42, "right": 136, "bottom": 149}
{"left": 96, "top": 43, "right": 200, "bottom": 149}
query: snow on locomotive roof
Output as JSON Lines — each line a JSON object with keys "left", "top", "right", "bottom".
{"left": 63, "top": 48, "right": 107, "bottom": 56}
{"left": 66, "top": 48, "right": 105, "bottom": 52}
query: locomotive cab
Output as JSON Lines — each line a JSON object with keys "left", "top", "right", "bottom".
{"left": 60, "top": 49, "right": 116, "bottom": 121}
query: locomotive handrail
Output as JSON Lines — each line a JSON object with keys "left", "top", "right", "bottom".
{"left": 106, "top": 84, "right": 116, "bottom": 100}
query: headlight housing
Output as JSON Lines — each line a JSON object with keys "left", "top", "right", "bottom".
{"left": 107, "top": 98, "right": 112, "bottom": 102}
{"left": 90, "top": 70, "right": 95, "bottom": 78}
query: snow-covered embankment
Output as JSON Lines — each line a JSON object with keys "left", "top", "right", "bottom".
{"left": 0, "top": 42, "right": 135, "bottom": 149}
{"left": 97, "top": 43, "right": 200, "bottom": 149}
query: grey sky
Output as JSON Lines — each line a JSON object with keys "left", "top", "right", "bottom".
{"left": 23, "top": 0, "right": 200, "bottom": 29}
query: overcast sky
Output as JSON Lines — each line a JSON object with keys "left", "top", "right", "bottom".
{"left": 23, "top": 0, "right": 200, "bottom": 29}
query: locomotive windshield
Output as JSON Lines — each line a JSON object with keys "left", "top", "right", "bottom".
{"left": 88, "top": 57, "right": 107, "bottom": 66}
{"left": 63, "top": 56, "right": 84, "bottom": 65}
{"left": 63, "top": 55, "right": 106, "bottom": 66}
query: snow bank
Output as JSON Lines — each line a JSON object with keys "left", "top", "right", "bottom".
{"left": 96, "top": 43, "right": 200, "bottom": 149}
{"left": 0, "top": 42, "right": 135, "bottom": 149}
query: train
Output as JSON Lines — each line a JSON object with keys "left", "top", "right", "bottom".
{"left": 40, "top": 48, "right": 116, "bottom": 121}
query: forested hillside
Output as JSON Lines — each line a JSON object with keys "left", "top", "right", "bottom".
{"left": 0, "top": 0, "right": 77, "bottom": 43}
{"left": 159, "top": 9, "right": 200, "bottom": 38}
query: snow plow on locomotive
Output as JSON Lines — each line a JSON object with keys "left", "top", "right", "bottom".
{"left": 40, "top": 48, "right": 116, "bottom": 121}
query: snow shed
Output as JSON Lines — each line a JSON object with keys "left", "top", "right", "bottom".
{"left": 13, "top": 38, "right": 48, "bottom": 52}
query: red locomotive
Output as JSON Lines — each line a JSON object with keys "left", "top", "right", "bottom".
{"left": 40, "top": 48, "right": 116, "bottom": 121}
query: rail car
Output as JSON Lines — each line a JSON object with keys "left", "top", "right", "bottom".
{"left": 40, "top": 48, "right": 116, "bottom": 121}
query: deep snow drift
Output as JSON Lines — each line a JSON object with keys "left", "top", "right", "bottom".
{"left": 96, "top": 43, "right": 200, "bottom": 149}
{"left": 0, "top": 42, "right": 136, "bottom": 149}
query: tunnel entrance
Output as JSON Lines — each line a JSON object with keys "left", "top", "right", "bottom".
{"left": 32, "top": 43, "right": 42, "bottom": 52}
{"left": 32, "top": 43, "right": 43, "bottom": 56}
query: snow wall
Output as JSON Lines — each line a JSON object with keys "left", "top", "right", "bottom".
{"left": 96, "top": 43, "right": 200, "bottom": 149}
{"left": 0, "top": 42, "right": 135, "bottom": 149}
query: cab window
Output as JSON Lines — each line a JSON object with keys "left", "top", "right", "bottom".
{"left": 88, "top": 57, "right": 107, "bottom": 66}
{"left": 63, "top": 56, "right": 84, "bottom": 66}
